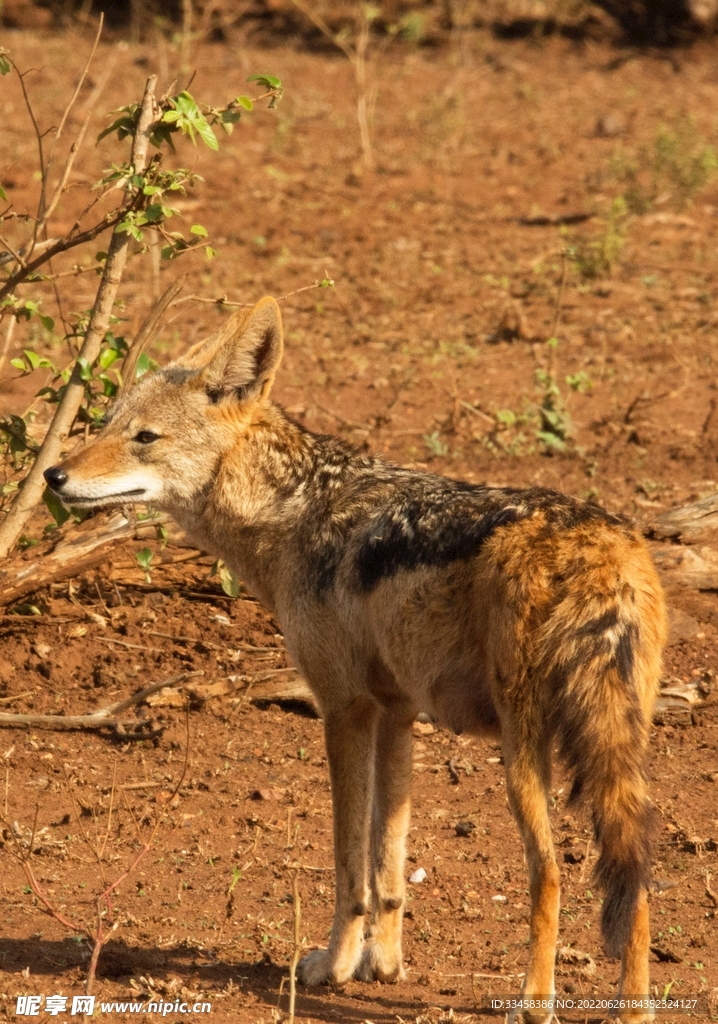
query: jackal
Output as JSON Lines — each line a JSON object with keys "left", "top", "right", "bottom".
{"left": 45, "top": 297, "right": 666, "bottom": 1024}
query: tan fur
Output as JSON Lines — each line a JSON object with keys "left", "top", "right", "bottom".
{"left": 47, "top": 298, "right": 667, "bottom": 1024}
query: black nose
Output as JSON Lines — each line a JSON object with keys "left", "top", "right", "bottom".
{"left": 44, "top": 466, "right": 68, "bottom": 491}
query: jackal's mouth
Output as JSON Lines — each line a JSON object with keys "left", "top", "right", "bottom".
{"left": 60, "top": 488, "right": 147, "bottom": 506}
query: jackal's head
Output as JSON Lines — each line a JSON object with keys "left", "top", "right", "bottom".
{"left": 44, "top": 296, "right": 283, "bottom": 512}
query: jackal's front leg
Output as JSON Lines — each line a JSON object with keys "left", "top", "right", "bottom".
{"left": 298, "top": 696, "right": 379, "bottom": 988}
{"left": 355, "top": 699, "right": 414, "bottom": 984}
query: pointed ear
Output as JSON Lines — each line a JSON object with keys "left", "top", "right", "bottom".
{"left": 200, "top": 297, "right": 283, "bottom": 403}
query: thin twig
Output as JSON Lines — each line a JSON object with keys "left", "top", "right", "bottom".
{"left": 96, "top": 636, "right": 163, "bottom": 653}
{"left": 119, "top": 275, "right": 186, "bottom": 393}
{"left": 172, "top": 278, "right": 332, "bottom": 311}
{"left": 0, "top": 691, "right": 34, "bottom": 704}
{"left": 11, "top": 62, "right": 48, "bottom": 244}
{"left": 63, "top": 762, "right": 108, "bottom": 884}
{"left": 85, "top": 702, "right": 190, "bottom": 994}
{"left": 98, "top": 761, "right": 117, "bottom": 865}
{"left": 287, "top": 0, "right": 354, "bottom": 61}
{"left": 37, "top": 16, "right": 105, "bottom": 238}
{"left": 547, "top": 250, "right": 567, "bottom": 380}
{"left": 707, "top": 870, "right": 718, "bottom": 908}
{"left": 288, "top": 868, "right": 301, "bottom": 1024}
{"left": 0, "top": 670, "right": 202, "bottom": 734}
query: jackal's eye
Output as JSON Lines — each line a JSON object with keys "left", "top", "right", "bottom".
{"left": 134, "top": 430, "right": 160, "bottom": 444}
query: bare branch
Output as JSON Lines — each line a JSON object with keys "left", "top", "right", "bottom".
{"left": 11, "top": 62, "right": 48, "bottom": 238}
{"left": 119, "top": 275, "right": 186, "bottom": 393}
{"left": 0, "top": 211, "right": 125, "bottom": 302}
{"left": 0, "top": 670, "right": 202, "bottom": 736}
{"left": 0, "top": 75, "right": 158, "bottom": 558}
{"left": 286, "top": 0, "right": 355, "bottom": 63}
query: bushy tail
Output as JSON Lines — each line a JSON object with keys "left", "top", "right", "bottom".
{"left": 537, "top": 572, "right": 665, "bottom": 956}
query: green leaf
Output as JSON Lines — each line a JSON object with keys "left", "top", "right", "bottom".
{"left": 237, "top": 96, "right": 253, "bottom": 111}
{"left": 218, "top": 562, "right": 240, "bottom": 598}
{"left": 99, "top": 374, "right": 117, "bottom": 397}
{"left": 0, "top": 56, "right": 11, "bottom": 76}
{"left": 195, "top": 119, "right": 219, "bottom": 151}
{"left": 0, "top": 184, "right": 6, "bottom": 201}
{"left": 205, "top": 246, "right": 217, "bottom": 260}
{"left": 247, "top": 74, "right": 282, "bottom": 90}
{"left": 76, "top": 357, "right": 93, "bottom": 381}
{"left": 97, "top": 110, "right": 138, "bottom": 144}
{"left": 99, "top": 348, "right": 118, "bottom": 370}
{"left": 190, "top": 224, "right": 208, "bottom": 237}
{"left": 135, "top": 351, "right": 158, "bottom": 378}
{"left": 36, "top": 387, "right": 59, "bottom": 403}
{"left": 43, "top": 487, "right": 71, "bottom": 527}
{"left": 144, "top": 203, "right": 164, "bottom": 223}
{"left": 39, "top": 314, "right": 55, "bottom": 332}
{"left": 135, "top": 547, "right": 153, "bottom": 570}
{"left": 24, "top": 350, "right": 41, "bottom": 370}
{"left": 10, "top": 358, "right": 26, "bottom": 371}
{"left": 10, "top": 603, "right": 42, "bottom": 616}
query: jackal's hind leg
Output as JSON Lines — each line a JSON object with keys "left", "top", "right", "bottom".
{"left": 503, "top": 735, "right": 559, "bottom": 1024}
{"left": 297, "top": 696, "right": 378, "bottom": 988}
{"left": 355, "top": 700, "right": 414, "bottom": 984}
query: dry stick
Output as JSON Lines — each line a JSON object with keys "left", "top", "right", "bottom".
{"left": 0, "top": 509, "right": 169, "bottom": 609}
{"left": 287, "top": 0, "right": 374, "bottom": 173}
{"left": 35, "top": 15, "right": 105, "bottom": 242}
{"left": 0, "top": 314, "right": 16, "bottom": 377}
{"left": 12, "top": 64, "right": 49, "bottom": 244}
{"left": 119, "top": 275, "right": 186, "bottom": 392}
{"left": 173, "top": 278, "right": 331, "bottom": 311}
{"left": 288, "top": 868, "right": 301, "bottom": 1024}
{"left": 0, "top": 669, "right": 202, "bottom": 734}
{"left": 354, "top": 6, "right": 375, "bottom": 173}
{"left": 546, "top": 249, "right": 567, "bottom": 380}
{"left": 707, "top": 871, "right": 718, "bottom": 908}
{"left": 180, "top": 0, "right": 194, "bottom": 75}
{"left": 63, "top": 762, "right": 109, "bottom": 888}
{"left": 85, "top": 702, "right": 191, "bottom": 994}
{"left": 0, "top": 75, "right": 158, "bottom": 559}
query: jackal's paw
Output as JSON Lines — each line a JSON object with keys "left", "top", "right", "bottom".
{"left": 297, "top": 949, "right": 334, "bottom": 987}
{"left": 354, "top": 946, "right": 406, "bottom": 984}
{"left": 297, "top": 948, "right": 358, "bottom": 988}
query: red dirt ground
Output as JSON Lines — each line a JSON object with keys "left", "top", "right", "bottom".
{"left": 0, "top": 22, "right": 717, "bottom": 1024}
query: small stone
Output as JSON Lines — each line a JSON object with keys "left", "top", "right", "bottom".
{"left": 455, "top": 821, "right": 475, "bottom": 838}
{"left": 409, "top": 867, "right": 427, "bottom": 884}
{"left": 413, "top": 720, "right": 436, "bottom": 737}
{"left": 596, "top": 112, "right": 627, "bottom": 138}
